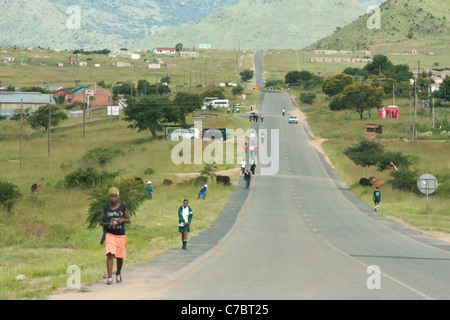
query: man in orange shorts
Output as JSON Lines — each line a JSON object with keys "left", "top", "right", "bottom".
{"left": 100, "top": 187, "right": 130, "bottom": 285}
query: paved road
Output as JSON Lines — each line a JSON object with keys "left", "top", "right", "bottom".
{"left": 52, "top": 52, "right": 450, "bottom": 301}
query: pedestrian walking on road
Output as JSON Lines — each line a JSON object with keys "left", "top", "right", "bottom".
{"left": 100, "top": 187, "right": 130, "bottom": 285}
{"left": 178, "top": 199, "right": 193, "bottom": 250}
{"left": 373, "top": 187, "right": 381, "bottom": 211}
{"left": 197, "top": 184, "right": 207, "bottom": 200}
{"left": 244, "top": 169, "right": 251, "bottom": 188}
{"left": 260, "top": 113, "right": 264, "bottom": 122}
{"left": 250, "top": 160, "right": 256, "bottom": 175}
{"left": 241, "top": 158, "right": 247, "bottom": 175}
{"left": 282, "top": 108, "right": 286, "bottom": 116}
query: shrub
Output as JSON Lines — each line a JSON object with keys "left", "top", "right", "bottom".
{"left": 344, "top": 140, "right": 384, "bottom": 168}
{"left": 389, "top": 167, "right": 420, "bottom": 193}
{"left": 0, "top": 180, "right": 22, "bottom": 212}
{"left": 64, "top": 167, "right": 119, "bottom": 189}
{"left": 82, "top": 146, "right": 124, "bottom": 166}
{"left": 300, "top": 93, "right": 317, "bottom": 105}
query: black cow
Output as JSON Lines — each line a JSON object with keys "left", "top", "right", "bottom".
{"left": 359, "top": 178, "right": 372, "bottom": 186}
{"left": 216, "top": 175, "right": 231, "bottom": 185}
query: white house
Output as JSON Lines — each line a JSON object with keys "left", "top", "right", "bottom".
{"left": 153, "top": 47, "right": 176, "bottom": 54}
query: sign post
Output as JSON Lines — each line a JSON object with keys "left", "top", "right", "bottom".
{"left": 417, "top": 174, "right": 438, "bottom": 220}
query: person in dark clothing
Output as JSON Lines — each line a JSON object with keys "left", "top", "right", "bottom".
{"left": 244, "top": 169, "right": 251, "bottom": 188}
{"left": 100, "top": 187, "right": 130, "bottom": 285}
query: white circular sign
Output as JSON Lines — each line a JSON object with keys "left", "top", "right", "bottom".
{"left": 417, "top": 174, "right": 438, "bottom": 195}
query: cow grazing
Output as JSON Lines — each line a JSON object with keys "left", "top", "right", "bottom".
{"left": 162, "top": 179, "right": 173, "bottom": 186}
{"left": 31, "top": 184, "right": 44, "bottom": 195}
{"left": 372, "top": 179, "right": 385, "bottom": 188}
{"left": 216, "top": 175, "right": 231, "bottom": 185}
{"left": 359, "top": 178, "right": 372, "bottom": 186}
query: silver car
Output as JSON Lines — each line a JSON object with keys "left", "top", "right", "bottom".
{"left": 288, "top": 116, "right": 298, "bottom": 124}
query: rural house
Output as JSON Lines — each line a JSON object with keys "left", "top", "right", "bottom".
{"left": 53, "top": 88, "right": 74, "bottom": 104}
{"left": 153, "top": 47, "right": 176, "bottom": 54}
{"left": 73, "top": 84, "right": 113, "bottom": 107}
{"left": 0, "top": 92, "right": 56, "bottom": 116}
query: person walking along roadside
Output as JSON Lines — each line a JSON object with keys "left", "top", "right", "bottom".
{"left": 100, "top": 187, "right": 130, "bottom": 285}
{"left": 178, "top": 199, "right": 193, "bottom": 250}
{"left": 244, "top": 169, "right": 251, "bottom": 189}
{"left": 373, "top": 187, "right": 381, "bottom": 211}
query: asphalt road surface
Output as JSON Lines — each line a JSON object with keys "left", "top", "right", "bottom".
{"left": 52, "top": 52, "right": 450, "bottom": 301}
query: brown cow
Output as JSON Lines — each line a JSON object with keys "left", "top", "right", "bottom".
{"left": 371, "top": 179, "right": 385, "bottom": 188}
{"left": 162, "top": 179, "right": 173, "bottom": 186}
{"left": 31, "top": 184, "right": 44, "bottom": 194}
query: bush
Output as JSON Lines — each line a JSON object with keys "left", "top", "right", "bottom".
{"left": 64, "top": 167, "right": 119, "bottom": 189}
{"left": 389, "top": 167, "right": 420, "bottom": 193}
{"left": 344, "top": 140, "right": 384, "bottom": 168}
{"left": 300, "top": 93, "right": 317, "bottom": 105}
{"left": 82, "top": 146, "right": 124, "bottom": 166}
{"left": 0, "top": 180, "right": 22, "bottom": 212}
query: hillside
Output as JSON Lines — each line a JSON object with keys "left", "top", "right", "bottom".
{"left": 0, "top": 0, "right": 244, "bottom": 49}
{"left": 137, "top": 0, "right": 371, "bottom": 50}
{"left": 0, "top": 0, "right": 386, "bottom": 50}
{"left": 309, "top": 0, "right": 450, "bottom": 51}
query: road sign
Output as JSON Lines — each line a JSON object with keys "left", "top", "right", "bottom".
{"left": 86, "top": 90, "right": 94, "bottom": 96}
{"left": 417, "top": 174, "right": 437, "bottom": 195}
{"left": 417, "top": 174, "right": 438, "bottom": 220}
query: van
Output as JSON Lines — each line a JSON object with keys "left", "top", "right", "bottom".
{"left": 188, "top": 128, "right": 201, "bottom": 139}
{"left": 170, "top": 129, "right": 192, "bottom": 140}
{"left": 208, "top": 99, "right": 229, "bottom": 109}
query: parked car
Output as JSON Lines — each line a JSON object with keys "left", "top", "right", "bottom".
{"left": 288, "top": 116, "right": 298, "bottom": 124}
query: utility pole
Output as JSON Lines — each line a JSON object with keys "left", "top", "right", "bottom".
{"left": 20, "top": 99, "right": 23, "bottom": 168}
{"left": 48, "top": 96, "right": 52, "bottom": 157}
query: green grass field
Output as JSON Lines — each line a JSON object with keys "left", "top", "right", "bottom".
{"left": 0, "top": 47, "right": 258, "bottom": 299}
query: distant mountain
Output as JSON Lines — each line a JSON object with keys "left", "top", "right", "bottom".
{"left": 0, "top": 0, "right": 387, "bottom": 50}
{"left": 309, "top": 0, "right": 450, "bottom": 51}
{"left": 0, "top": 0, "right": 245, "bottom": 49}
{"left": 137, "top": 0, "right": 373, "bottom": 50}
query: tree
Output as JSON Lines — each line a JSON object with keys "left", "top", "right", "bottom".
{"left": 124, "top": 93, "right": 201, "bottom": 140}
{"left": 363, "top": 54, "right": 393, "bottom": 76}
{"left": 201, "top": 87, "right": 226, "bottom": 99}
{"left": 322, "top": 73, "right": 353, "bottom": 97}
{"left": 239, "top": 70, "right": 254, "bottom": 82}
{"left": 175, "top": 43, "right": 183, "bottom": 52}
{"left": 285, "top": 70, "right": 314, "bottom": 86}
{"left": 339, "top": 83, "right": 383, "bottom": 119}
{"left": 28, "top": 104, "right": 67, "bottom": 131}
{"left": 344, "top": 140, "right": 384, "bottom": 168}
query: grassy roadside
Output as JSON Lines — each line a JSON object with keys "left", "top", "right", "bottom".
{"left": 261, "top": 49, "right": 449, "bottom": 235}
{"left": 0, "top": 96, "right": 256, "bottom": 299}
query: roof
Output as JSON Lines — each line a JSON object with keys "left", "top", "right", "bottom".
{"left": 155, "top": 47, "right": 176, "bottom": 51}
{"left": 53, "top": 88, "right": 74, "bottom": 95}
{"left": 0, "top": 92, "right": 56, "bottom": 104}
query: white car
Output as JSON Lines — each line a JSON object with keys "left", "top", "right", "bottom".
{"left": 288, "top": 116, "right": 298, "bottom": 124}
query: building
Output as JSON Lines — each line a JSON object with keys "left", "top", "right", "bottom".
{"left": 179, "top": 52, "right": 199, "bottom": 58}
{"left": 148, "top": 64, "right": 161, "bottom": 69}
{"left": 73, "top": 84, "right": 113, "bottom": 107}
{"left": 0, "top": 92, "right": 56, "bottom": 116}
{"left": 112, "top": 61, "right": 131, "bottom": 68}
{"left": 114, "top": 50, "right": 140, "bottom": 60}
{"left": 53, "top": 88, "right": 74, "bottom": 104}
{"left": 153, "top": 47, "right": 176, "bottom": 54}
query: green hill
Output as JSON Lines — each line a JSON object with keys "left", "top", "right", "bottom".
{"left": 309, "top": 0, "right": 450, "bottom": 51}
{"left": 136, "top": 0, "right": 370, "bottom": 50}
